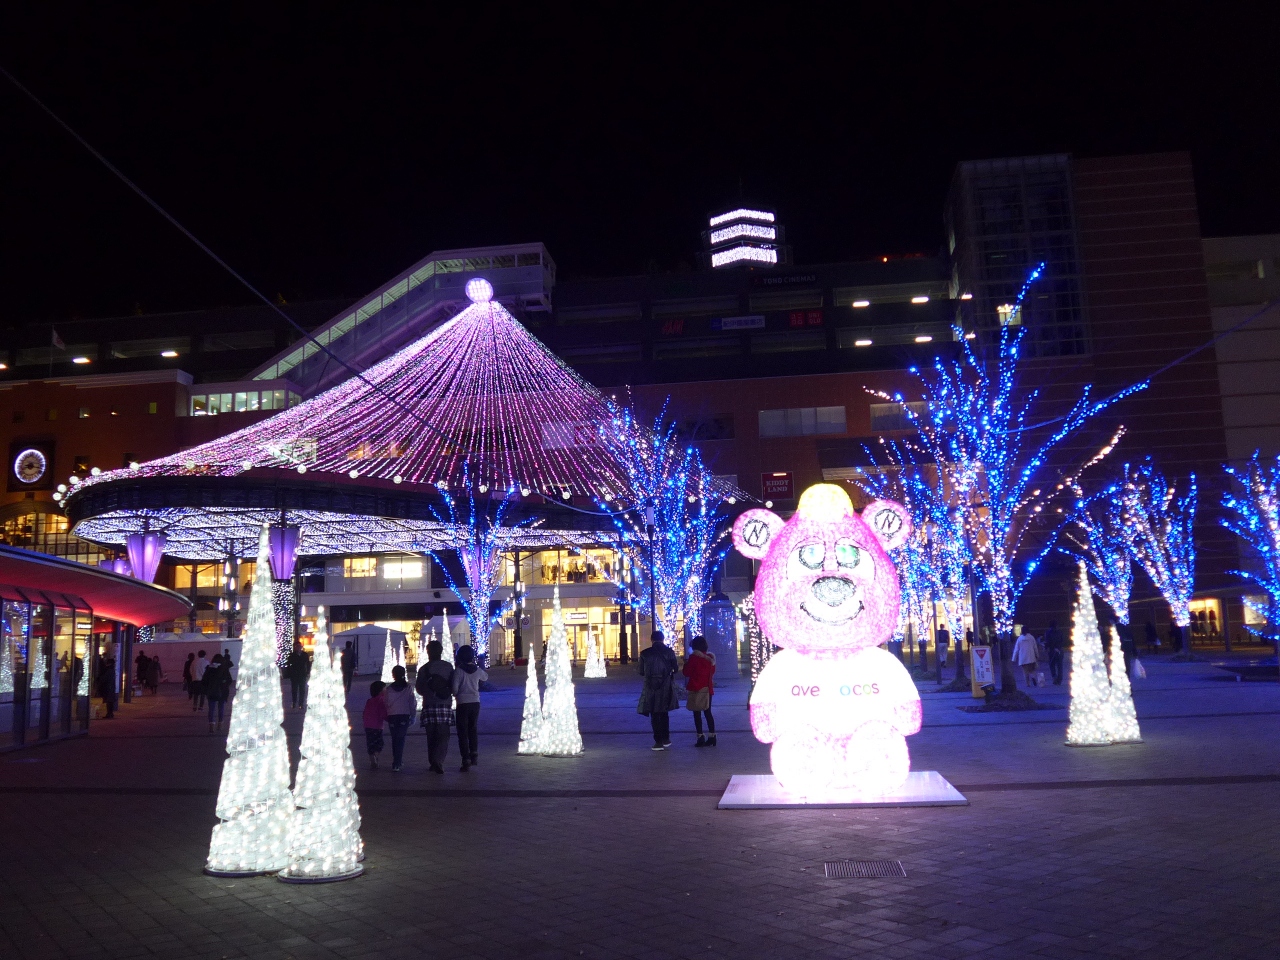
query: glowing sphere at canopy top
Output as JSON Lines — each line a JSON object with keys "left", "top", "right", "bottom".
{"left": 731, "top": 483, "right": 923, "bottom": 796}
{"left": 465, "top": 277, "right": 494, "bottom": 303}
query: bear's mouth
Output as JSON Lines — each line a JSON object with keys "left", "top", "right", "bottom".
{"left": 799, "top": 598, "right": 864, "bottom": 625}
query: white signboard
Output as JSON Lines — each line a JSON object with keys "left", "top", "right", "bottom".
{"left": 971, "top": 645, "right": 995, "bottom": 685}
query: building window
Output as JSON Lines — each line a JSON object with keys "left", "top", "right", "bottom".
{"left": 46, "top": 409, "right": 57, "bottom": 421}
{"left": 73, "top": 456, "right": 90, "bottom": 474}
{"left": 77, "top": 407, "right": 90, "bottom": 419}
{"left": 147, "top": 402, "right": 158, "bottom": 414}
{"left": 343, "top": 557, "right": 378, "bottom": 578}
{"left": 0, "top": 503, "right": 110, "bottom": 566}
{"left": 758, "top": 406, "right": 846, "bottom": 438}
{"left": 674, "top": 415, "right": 735, "bottom": 443}
{"left": 869, "top": 401, "right": 928, "bottom": 432}
{"left": 383, "top": 560, "right": 423, "bottom": 580}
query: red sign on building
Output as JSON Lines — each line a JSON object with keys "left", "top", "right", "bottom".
{"left": 761, "top": 472, "right": 794, "bottom": 499}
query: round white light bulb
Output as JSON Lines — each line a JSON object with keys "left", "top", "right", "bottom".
{"left": 465, "top": 277, "right": 494, "bottom": 303}
{"left": 348, "top": 469, "right": 359, "bottom": 479}
{"left": 129, "top": 461, "right": 140, "bottom": 470}
{"left": 393, "top": 475, "right": 402, "bottom": 484}
{"left": 90, "top": 467, "right": 101, "bottom": 476}
{"left": 56, "top": 484, "right": 66, "bottom": 493}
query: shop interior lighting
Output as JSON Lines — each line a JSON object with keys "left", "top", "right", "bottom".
{"left": 910, "top": 296, "right": 930, "bottom": 304}
{"left": 854, "top": 339, "right": 873, "bottom": 347}
{"left": 852, "top": 300, "right": 871, "bottom": 308}
{"left": 960, "top": 293, "right": 973, "bottom": 300}
{"left": 71, "top": 356, "right": 91, "bottom": 364}
{"left": 161, "top": 350, "right": 179, "bottom": 358}
{"left": 914, "top": 335, "right": 933, "bottom": 343}
{"left": 708, "top": 208, "right": 775, "bottom": 227}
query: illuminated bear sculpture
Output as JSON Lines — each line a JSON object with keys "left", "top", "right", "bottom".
{"left": 733, "top": 483, "right": 921, "bottom": 795}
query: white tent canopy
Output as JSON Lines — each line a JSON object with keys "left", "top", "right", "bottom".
{"left": 332, "top": 625, "right": 407, "bottom": 676}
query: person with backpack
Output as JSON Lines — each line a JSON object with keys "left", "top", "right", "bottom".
{"left": 384, "top": 665, "right": 416, "bottom": 772}
{"left": 682, "top": 635, "right": 717, "bottom": 747}
{"left": 415, "top": 639, "right": 454, "bottom": 774}
{"left": 204, "top": 654, "right": 233, "bottom": 733}
{"left": 450, "top": 645, "right": 487, "bottom": 771}
{"left": 638, "top": 631, "right": 679, "bottom": 751}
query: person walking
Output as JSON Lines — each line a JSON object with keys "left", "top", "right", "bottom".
{"left": 191, "top": 649, "right": 210, "bottom": 711}
{"left": 204, "top": 654, "right": 233, "bottom": 733}
{"left": 1043, "top": 620, "right": 1064, "bottom": 685}
{"left": 362, "top": 680, "right": 388, "bottom": 770}
{"left": 146, "top": 655, "right": 163, "bottom": 694}
{"left": 451, "top": 645, "right": 487, "bottom": 771}
{"left": 638, "top": 631, "right": 679, "bottom": 750}
{"left": 1117, "top": 621, "right": 1137, "bottom": 676}
{"left": 181, "top": 652, "right": 195, "bottom": 698}
{"left": 134, "top": 649, "right": 148, "bottom": 692}
{"left": 1012, "top": 627, "right": 1040, "bottom": 689}
{"left": 284, "top": 641, "right": 310, "bottom": 710}
{"left": 384, "top": 665, "right": 416, "bottom": 772}
{"left": 935, "top": 625, "right": 951, "bottom": 679}
{"left": 340, "top": 640, "right": 356, "bottom": 693}
{"left": 96, "top": 648, "right": 117, "bottom": 719}
{"left": 415, "top": 639, "right": 454, "bottom": 774}
{"left": 682, "top": 635, "right": 716, "bottom": 747}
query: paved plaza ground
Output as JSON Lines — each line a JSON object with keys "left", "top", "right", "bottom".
{"left": 1, "top": 652, "right": 1278, "bottom": 959}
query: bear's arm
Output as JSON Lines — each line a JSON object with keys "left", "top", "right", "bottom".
{"left": 871, "top": 650, "right": 923, "bottom": 735}
{"left": 748, "top": 658, "right": 785, "bottom": 743}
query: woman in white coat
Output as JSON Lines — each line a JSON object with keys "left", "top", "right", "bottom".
{"left": 1011, "top": 629, "right": 1041, "bottom": 688}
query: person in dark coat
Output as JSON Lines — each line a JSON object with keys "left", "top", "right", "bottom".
{"left": 637, "top": 631, "right": 679, "bottom": 751}
{"left": 181, "top": 652, "right": 195, "bottom": 697}
{"left": 1043, "top": 620, "right": 1065, "bottom": 685}
{"left": 1144, "top": 620, "right": 1161, "bottom": 654}
{"left": 204, "top": 654, "right": 233, "bottom": 733}
{"left": 1117, "top": 621, "right": 1137, "bottom": 676}
{"left": 415, "top": 640, "right": 454, "bottom": 774}
{"left": 145, "top": 655, "right": 163, "bottom": 693}
{"left": 284, "top": 641, "right": 311, "bottom": 709}
{"left": 340, "top": 641, "right": 356, "bottom": 693}
{"left": 97, "top": 650, "right": 117, "bottom": 719}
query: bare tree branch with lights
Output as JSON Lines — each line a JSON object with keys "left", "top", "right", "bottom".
{"left": 1222, "top": 452, "right": 1280, "bottom": 643}
{"left": 1062, "top": 482, "right": 1134, "bottom": 625}
{"left": 1118, "top": 458, "right": 1197, "bottom": 652}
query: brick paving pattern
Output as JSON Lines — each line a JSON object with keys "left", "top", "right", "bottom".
{"left": 1, "top": 656, "right": 1278, "bottom": 959}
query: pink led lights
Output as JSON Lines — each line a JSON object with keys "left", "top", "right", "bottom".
{"left": 70, "top": 294, "right": 635, "bottom": 504}
{"left": 732, "top": 484, "right": 921, "bottom": 795}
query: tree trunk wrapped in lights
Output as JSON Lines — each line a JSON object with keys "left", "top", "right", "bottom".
{"left": 1063, "top": 483, "right": 1134, "bottom": 624}
{"left": 539, "top": 587, "right": 583, "bottom": 757}
{"left": 1105, "top": 625, "right": 1142, "bottom": 744}
{"left": 1066, "top": 563, "right": 1114, "bottom": 746}
{"left": 517, "top": 639, "right": 544, "bottom": 755}
{"left": 206, "top": 526, "right": 294, "bottom": 875}
{"left": 280, "top": 607, "right": 364, "bottom": 882}
{"left": 271, "top": 580, "right": 295, "bottom": 667}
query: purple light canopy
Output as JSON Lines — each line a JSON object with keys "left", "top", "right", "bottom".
{"left": 268, "top": 524, "right": 302, "bottom": 581}
{"left": 125, "top": 532, "right": 167, "bottom": 583}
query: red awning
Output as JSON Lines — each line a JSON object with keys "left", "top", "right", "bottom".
{"left": 0, "top": 545, "right": 192, "bottom": 627}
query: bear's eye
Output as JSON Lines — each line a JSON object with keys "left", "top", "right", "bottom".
{"left": 835, "top": 541, "right": 861, "bottom": 569}
{"left": 797, "top": 543, "right": 825, "bottom": 570}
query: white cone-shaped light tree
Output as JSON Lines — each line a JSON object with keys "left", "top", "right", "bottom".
{"left": 1105, "top": 626, "right": 1142, "bottom": 743}
{"left": 280, "top": 607, "right": 364, "bottom": 882}
{"left": 1066, "top": 563, "right": 1114, "bottom": 746}
{"left": 540, "top": 587, "right": 583, "bottom": 757}
{"left": 440, "top": 615, "right": 455, "bottom": 666}
{"left": 380, "top": 629, "right": 396, "bottom": 684}
{"left": 206, "top": 526, "right": 294, "bottom": 875}
{"left": 517, "top": 638, "right": 544, "bottom": 755}
{"left": 584, "top": 629, "right": 607, "bottom": 678}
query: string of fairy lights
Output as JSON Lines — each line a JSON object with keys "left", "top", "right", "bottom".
{"left": 1221, "top": 453, "right": 1280, "bottom": 640}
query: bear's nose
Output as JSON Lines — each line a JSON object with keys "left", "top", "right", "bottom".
{"left": 811, "top": 576, "right": 855, "bottom": 607}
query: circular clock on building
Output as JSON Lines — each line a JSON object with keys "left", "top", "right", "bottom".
{"left": 13, "top": 448, "right": 48, "bottom": 484}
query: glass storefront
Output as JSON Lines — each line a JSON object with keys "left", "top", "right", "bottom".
{"left": 0, "top": 587, "right": 94, "bottom": 748}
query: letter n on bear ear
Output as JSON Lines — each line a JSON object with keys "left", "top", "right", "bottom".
{"left": 732, "top": 509, "right": 784, "bottom": 560}
{"left": 863, "top": 499, "right": 912, "bottom": 552}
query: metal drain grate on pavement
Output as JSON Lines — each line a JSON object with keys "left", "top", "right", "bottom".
{"left": 823, "top": 859, "right": 907, "bottom": 879}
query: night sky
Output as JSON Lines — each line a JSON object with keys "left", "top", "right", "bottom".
{"left": 2, "top": 6, "right": 1277, "bottom": 324}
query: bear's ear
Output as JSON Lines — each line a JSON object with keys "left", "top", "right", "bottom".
{"left": 862, "top": 499, "right": 912, "bottom": 552}
{"left": 732, "top": 509, "right": 785, "bottom": 560}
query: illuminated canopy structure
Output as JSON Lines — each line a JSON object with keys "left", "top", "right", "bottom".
{"left": 63, "top": 280, "right": 744, "bottom": 562}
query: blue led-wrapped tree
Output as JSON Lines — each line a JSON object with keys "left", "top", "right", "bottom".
{"left": 1222, "top": 452, "right": 1280, "bottom": 643}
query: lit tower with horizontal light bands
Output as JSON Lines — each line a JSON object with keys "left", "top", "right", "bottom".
{"left": 703, "top": 207, "right": 788, "bottom": 269}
